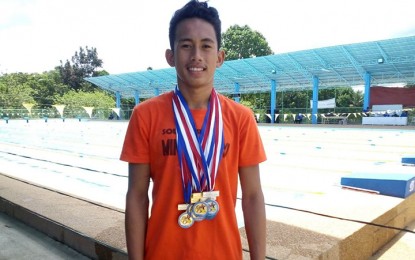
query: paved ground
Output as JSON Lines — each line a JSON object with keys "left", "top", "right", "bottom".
{"left": 0, "top": 212, "right": 88, "bottom": 260}
{"left": 2, "top": 172, "right": 415, "bottom": 260}
{"left": 371, "top": 220, "right": 415, "bottom": 259}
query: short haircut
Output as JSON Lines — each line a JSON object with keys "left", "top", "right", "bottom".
{"left": 169, "top": 0, "right": 222, "bottom": 51}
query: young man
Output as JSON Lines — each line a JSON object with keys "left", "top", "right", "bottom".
{"left": 121, "top": 1, "right": 266, "bottom": 259}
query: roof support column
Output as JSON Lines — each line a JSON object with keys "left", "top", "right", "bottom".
{"left": 134, "top": 91, "right": 140, "bottom": 105}
{"left": 233, "top": 82, "right": 240, "bottom": 103}
{"left": 363, "top": 72, "right": 371, "bottom": 111}
{"left": 312, "top": 76, "right": 319, "bottom": 124}
{"left": 116, "top": 91, "right": 121, "bottom": 108}
{"left": 270, "top": 80, "right": 277, "bottom": 124}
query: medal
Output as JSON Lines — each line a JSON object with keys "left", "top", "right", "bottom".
{"left": 192, "top": 201, "right": 208, "bottom": 219}
{"left": 205, "top": 199, "right": 219, "bottom": 220}
{"left": 186, "top": 203, "right": 193, "bottom": 216}
{"left": 186, "top": 203, "right": 203, "bottom": 222}
{"left": 191, "top": 211, "right": 205, "bottom": 222}
{"left": 173, "top": 87, "right": 224, "bottom": 228}
{"left": 178, "top": 212, "right": 194, "bottom": 228}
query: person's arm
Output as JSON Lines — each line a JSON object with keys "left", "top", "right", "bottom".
{"left": 125, "top": 163, "right": 150, "bottom": 260}
{"left": 239, "top": 165, "right": 266, "bottom": 260}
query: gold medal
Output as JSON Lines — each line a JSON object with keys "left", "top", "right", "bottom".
{"left": 192, "top": 201, "right": 208, "bottom": 221}
{"left": 178, "top": 212, "right": 194, "bottom": 228}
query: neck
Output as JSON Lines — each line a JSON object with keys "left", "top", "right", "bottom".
{"left": 177, "top": 86, "right": 212, "bottom": 109}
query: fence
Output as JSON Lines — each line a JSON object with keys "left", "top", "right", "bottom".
{"left": 253, "top": 106, "right": 415, "bottom": 125}
{"left": 0, "top": 108, "right": 116, "bottom": 121}
{"left": 1, "top": 106, "right": 413, "bottom": 125}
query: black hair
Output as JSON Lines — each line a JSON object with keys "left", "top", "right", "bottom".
{"left": 169, "top": 0, "right": 222, "bottom": 51}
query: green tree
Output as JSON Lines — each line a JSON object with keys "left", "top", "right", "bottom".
{"left": 0, "top": 73, "right": 37, "bottom": 109}
{"left": 315, "top": 87, "right": 363, "bottom": 108}
{"left": 95, "top": 70, "right": 110, "bottom": 77}
{"left": 31, "top": 70, "right": 70, "bottom": 108}
{"left": 54, "top": 90, "right": 115, "bottom": 118}
{"left": 280, "top": 90, "right": 310, "bottom": 109}
{"left": 335, "top": 87, "right": 363, "bottom": 108}
{"left": 242, "top": 92, "right": 270, "bottom": 110}
{"left": 221, "top": 24, "right": 273, "bottom": 114}
{"left": 54, "top": 90, "right": 115, "bottom": 109}
{"left": 318, "top": 88, "right": 335, "bottom": 102}
{"left": 244, "top": 86, "right": 363, "bottom": 118}
{"left": 222, "top": 25, "right": 273, "bottom": 61}
{"left": 57, "top": 46, "right": 104, "bottom": 92}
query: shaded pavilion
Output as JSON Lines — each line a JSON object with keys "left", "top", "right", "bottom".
{"left": 86, "top": 35, "right": 415, "bottom": 124}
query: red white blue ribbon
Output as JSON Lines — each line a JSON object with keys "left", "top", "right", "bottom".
{"left": 173, "top": 86, "right": 224, "bottom": 204}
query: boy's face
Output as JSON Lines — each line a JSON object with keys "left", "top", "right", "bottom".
{"left": 166, "top": 18, "right": 224, "bottom": 91}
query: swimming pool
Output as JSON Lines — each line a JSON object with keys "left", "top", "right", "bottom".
{"left": 0, "top": 119, "right": 128, "bottom": 209}
{"left": 1, "top": 119, "right": 414, "bottom": 219}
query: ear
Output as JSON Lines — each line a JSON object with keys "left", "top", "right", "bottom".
{"left": 165, "top": 49, "right": 175, "bottom": 67}
{"left": 216, "top": 49, "right": 225, "bottom": 68}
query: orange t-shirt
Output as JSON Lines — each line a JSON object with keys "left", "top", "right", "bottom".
{"left": 120, "top": 91, "right": 266, "bottom": 260}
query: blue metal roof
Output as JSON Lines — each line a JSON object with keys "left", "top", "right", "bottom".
{"left": 86, "top": 35, "right": 415, "bottom": 99}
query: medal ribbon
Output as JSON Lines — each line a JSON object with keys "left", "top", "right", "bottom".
{"left": 173, "top": 86, "right": 224, "bottom": 204}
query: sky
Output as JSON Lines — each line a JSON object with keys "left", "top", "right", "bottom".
{"left": 1, "top": 0, "right": 415, "bottom": 75}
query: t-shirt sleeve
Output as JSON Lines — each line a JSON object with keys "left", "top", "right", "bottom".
{"left": 238, "top": 108, "right": 267, "bottom": 167}
{"left": 120, "top": 106, "right": 150, "bottom": 163}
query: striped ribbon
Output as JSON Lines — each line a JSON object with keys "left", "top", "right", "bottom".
{"left": 172, "top": 86, "right": 224, "bottom": 204}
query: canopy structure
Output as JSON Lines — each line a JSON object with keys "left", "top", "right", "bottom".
{"left": 86, "top": 35, "right": 415, "bottom": 99}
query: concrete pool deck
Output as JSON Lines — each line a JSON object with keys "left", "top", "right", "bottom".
{"left": 1, "top": 172, "right": 415, "bottom": 259}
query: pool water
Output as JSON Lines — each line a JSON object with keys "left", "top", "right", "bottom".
{"left": 1, "top": 119, "right": 414, "bottom": 226}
